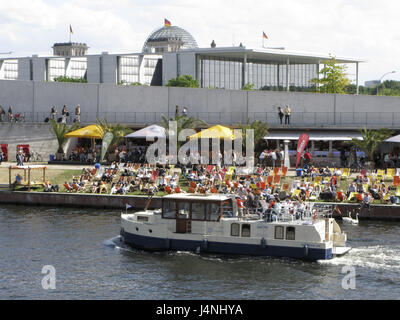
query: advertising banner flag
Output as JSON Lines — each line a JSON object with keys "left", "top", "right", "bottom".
{"left": 296, "top": 133, "right": 309, "bottom": 168}
{"left": 100, "top": 132, "right": 113, "bottom": 163}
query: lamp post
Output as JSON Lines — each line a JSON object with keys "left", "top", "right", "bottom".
{"left": 377, "top": 71, "right": 396, "bottom": 95}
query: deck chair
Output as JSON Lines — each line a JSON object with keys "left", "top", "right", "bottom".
{"left": 355, "top": 193, "right": 364, "bottom": 202}
{"left": 266, "top": 175, "right": 274, "bottom": 186}
{"left": 376, "top": 169, "right": 385, "bottom": 179}
{"left": 63, "top": 183, "right": 73, "bottom": 192}
{"left": 165, "top": 186, "right": 173, "bottom": 194}
{"left": 336, "top": 191, "right": 344, "bottom": 202}
{"left": 387, "top": 168, "right": 395, "bottom": 179}
{"left": 392, "top": 176, "right": 400, "bottom": 189}
{"left": 273, "top": 167, "right": 280, "bottom": 176}
{"left": 273, "top": 175, "right": 281, "bottom": 186}
{"left": 395, "top": 186, "right": 400, "bottom": 197}
{"left": 291, "top": 189, "right": 301, "bottom": 200}
{"left": 174, "top": 187, "right": 182, "bottom": 193}
{"left": 210, "top": 187, "right": 218, "bottom": 194}
{"left": 342, "top": 168, "right": 350, "bottom": 179}
{"left": 314, "top": 176, "right": 322, "bottom": 185}
{"left": 188, "top": 187, "right": 196, "bottom": 193}
{"left": 281, "top": 166, "right": 288, "bottom": 177}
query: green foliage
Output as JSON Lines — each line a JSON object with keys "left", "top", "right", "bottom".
{"left": 242, "top": 83, "right": 255, "bottom": 91}
{"left": 160, "top": 114, "right": 208, "bottom": 148}
{"left": 166, "top": 75, "right": 200, "bottom": 88}
{"left": 53, "top": 76, "right": 87, "bottom": 83}
{"left": 349, "top": 127, "right": 393, "bottom": 161}
{"left": 49, "top": 119, "right": 81, "bottom": 153}
{"left": 117, "top": 80, "right": 146, "bottom": 86}
{"left": 96, "top": 118, "right": 132, "bottom": 149}
{"left": 310, "top": 56, "right": 351, "bottom": 94}
{"left": 238, "top": 119, "right": 269, "bottom": 156}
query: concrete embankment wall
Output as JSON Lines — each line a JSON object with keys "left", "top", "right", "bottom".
{"left": 1, "top": 190, "right": 400, "bottom": 221}
{"left": 1, "top": 79, "right": 400, "bottom": 127}
{"left": 0, "top": 123, "right": 59, "bottom": 161}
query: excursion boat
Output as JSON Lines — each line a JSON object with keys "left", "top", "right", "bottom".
{"left": 120, "top": 194, "right": 351, "bottom": 261}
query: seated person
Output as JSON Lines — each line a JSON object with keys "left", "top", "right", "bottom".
{"left": 11, "top": 174, "right": 23, "bottom": 190}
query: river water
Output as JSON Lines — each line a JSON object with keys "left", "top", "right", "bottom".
{"left": 0, "top": 205, "right": 399, "bottom": 300}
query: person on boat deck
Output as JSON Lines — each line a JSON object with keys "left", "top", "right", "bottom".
{"left": 236, "top": 196, "right": 245, "bottom": 218}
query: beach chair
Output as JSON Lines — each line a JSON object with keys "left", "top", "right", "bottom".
{"left": 348, "top": 192, "right": 357, "bottom": 202}
{"left": 63, "top": 183, "right": 73, "bottom": 192}
{"left": 188, "top": 187, "right": 196, "bottom": 193}
{"left": 273, "top": 167, "right": 279, "bottom": 176}
{"left": 395, "top": 186, "right": 400, "bottom": 197}
{"left": 165, "top": 186, "right": 173, "bottom": 194}
{"left": 342, "top": 168, "right": 350, "bottom": 179}
{"left": 392, "top": 176, "right": 400, "bottom": 189}
{"left": 387, "top": 168, "right": 395, "bottom": 179}
{"left": 382, "top": 193, "right": 391, "bottom": 204}
{"left": 336, "top": 191, "right": 344, "bottom": 202}
{"left": 211, "top": 187, "right": 218, "bottom": 194}
{"left": 282, "top": 183, "right": 290, "bottom": 192}
{"left": 355, "top": 193, "right": 363, "bottom": 202}
{"left": 174, "top": 187, "right": 182, "bottom": 193}
{"left": 266, "top": 175, "right": 274, "bottom": 186}
{"left": 376, "top": 169, "right": 385, "bottom": 179}
{"left": 281, "top": 166, "right": 288, "bottom": 178}
{"left": 314, "top": 176, "right": 322, "bottom": 185}
{"left": 273, "top": 175, "right": 281, "bottom": 186}
{"left": 291, "top": 189, "right": 301, "bottom": 200}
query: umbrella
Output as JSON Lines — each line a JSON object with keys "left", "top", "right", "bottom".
{"left": 384, "top": 134, "right": 400, "bottom": 143}
{"left": 189, "top": 125, "right": 239, "bottom": 140}
{"left": 64, "top": 125, "right": 105, "bottom": 139}
{"left": 125, "top": 124, "right": 166, "bottom": 139}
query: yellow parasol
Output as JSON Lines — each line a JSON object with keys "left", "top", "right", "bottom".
{"left": 189, "top": 125, "right": 240, "bottom": 140}
{"left": 64, "top": 125, "right": 105, "bottom": 139}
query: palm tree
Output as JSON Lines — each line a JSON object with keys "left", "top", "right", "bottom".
{"left": 349, "top": 127, "right": 393, "bottom": 168}
{"left": 96, "top": 118, "right": 132, "bottom": 150}
{"left": 49, "top": 119, "right": 80, "bottom": 158}
{"left": 160, "top": 114, "right": 208, "bottom": 149}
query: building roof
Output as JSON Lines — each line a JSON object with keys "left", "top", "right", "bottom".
{"left": 264, "top": 130, "right": 363, "bottom": 141}
{"left": 142, "top": 26, "right": 198, "bottom": 53}
{"left": 180, "top": 46, "right": 364, "bottom": 64}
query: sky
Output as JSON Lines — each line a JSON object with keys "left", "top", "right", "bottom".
{"left": 0, "top": 0, "right": 399, "bottom": 84}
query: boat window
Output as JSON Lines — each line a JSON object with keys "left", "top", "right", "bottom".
{"left": 177, "top": 202, "right": 190, "bottom": 219}
{"left": 274, "top": 226, "right": 284, "bottom": 239}
{"left": 231, "top": 223, "right": 240, "bottom": 236}
{"left": 137, "top": 216, "right": 149, "bottom": 222}
{"left": 222, "top": 200, "right": 233, "bottom": 217}
{"left": 162, "top": 200, "right": 176, "bottom": 219}
{"left": 192, "top": 202, "right": 205, "bottom": 220}
{"left": 205, "top": 203, "right": 220, "bottom": 221}
{"left": 241, "top": 224, "right": 251, "bottom": 237}
{"left": 286, "top": 227, "right": 295, "bottom": 240}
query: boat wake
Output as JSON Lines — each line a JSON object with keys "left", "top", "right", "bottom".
{"left": 319, "top": 245, "right": 400, "bottom": 271}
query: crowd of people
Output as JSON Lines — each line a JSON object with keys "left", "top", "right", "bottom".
{"left": 0, "top": 105, "right": 25, "bottom": 122}
{"left": 49, "top": 104, "right": 81, "bottom": 124}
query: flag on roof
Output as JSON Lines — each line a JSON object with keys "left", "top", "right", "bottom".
{"left": 70, "top": 25, "right": 73, "bottom": 34}
{"left": 263, "top": 31, "right": 268, "bottom": 39}
{"left": 164, "top": 19, "right": 171, "bottom": 27}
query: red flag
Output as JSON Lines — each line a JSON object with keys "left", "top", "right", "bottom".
{"left": 296, "top": 134, "right": 309, "bottom": 168}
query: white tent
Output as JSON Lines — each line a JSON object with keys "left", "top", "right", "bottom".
{"left": 384, "top": 134, "right": 400, "bottom": 143}
{"left": 125, "top": 124, "right": 166, "bottom": 139}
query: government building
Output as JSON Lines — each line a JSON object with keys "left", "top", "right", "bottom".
{"left": 0, "top": 23, "right": 363, "bottom": 93}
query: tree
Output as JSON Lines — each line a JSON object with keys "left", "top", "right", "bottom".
{"left": 166, "top": 75, "right": 200, "bottom": 88}
{"left": 53, "top": 76, "right": 87, "bottom": 83}
{"left": 96, "top": 118, "right": 132, "bottom": 150}
{"left": 160, "top": 114, "right": 208, "bottom": 149}
{"left": 238, "top": 119, "right": 269, "bottom": 156}
{"left": 349, "top": 127, "right": 393, "bottom": 164}
{"left": 49, "top": 119, "right": 80, "bottom": 155}
{"left": 242, "top": 83, "right": 255, "bottom": 91}
{"left": 310, "top": 56, "right": 351, "bottom": 94}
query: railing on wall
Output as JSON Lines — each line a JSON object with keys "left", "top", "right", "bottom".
{"left": 5, "top": 111, "right": 400, "bottom": 128}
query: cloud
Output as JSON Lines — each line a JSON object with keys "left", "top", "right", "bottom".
{"left": 0, "top": 0, "right": 400, "bottom": 83}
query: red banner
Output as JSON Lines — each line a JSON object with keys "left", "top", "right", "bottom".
{"left": 296, "top": 134, "right": 309, "bottom": 168}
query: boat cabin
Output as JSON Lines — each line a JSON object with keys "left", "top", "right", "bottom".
{"left": 161, "top": 194, "right": 237, "bottom": 233}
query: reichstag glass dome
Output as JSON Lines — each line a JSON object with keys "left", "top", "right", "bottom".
{"left": 142, "top": 26, "right": 198, "bottom": 53}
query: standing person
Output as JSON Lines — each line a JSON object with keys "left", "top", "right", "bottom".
{"left": 61, "top": 105, "right": 68, "bottom": 124}
{"left": 75, "top": 105, "right": 81, "bottom": 123}
{"left": 50, "top": 105, "right": 57, "bottom": 120}
{"left": 175, "top": 105, "right": 179, "bottom": 118}
{"left": 8, "top": 106, "right": 13, "bottom": 122}
{"left": 0, "top": 149, "right": 3, "bottom": 164}
{"left": 16, "top": 151, "right": 24, "bottom": 166}
{"left": 277, "top": 107, "right": 284, "bottom": 125}
{"left": 182, "top": 106, "right": 188, "bottom": 117}
{"left": 284, "top": 105, "right": 291, "bottom": 125}
{"left": 0, "top": 105, "right": 5, "bottom": 122}
{"left": 270, "top": 149, "right": 277, "bottom": 168}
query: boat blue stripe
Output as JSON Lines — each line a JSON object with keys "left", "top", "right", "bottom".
{"left": 121, "top": 230, "right": 333, "bottom": 260}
